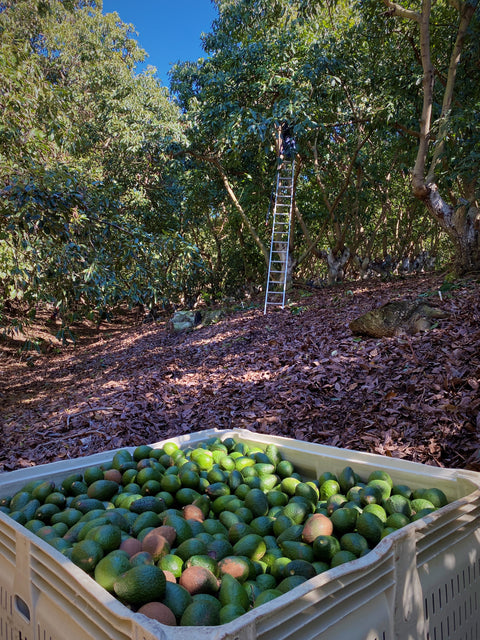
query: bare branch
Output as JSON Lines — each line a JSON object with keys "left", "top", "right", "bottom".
{"left": 208, "top": 157, "right": 270, "bottom": 264}
{"left": 180, "top": 149, "right": 269, "bottom": 263}
{"left": 382, "top": 0, "right": 421, "bottom": 22}
{"left": 410, "top": 0, "right": 435, "bottom": 197}
{"left": 448, "top": 0, "right": 461, "bottom": 11}
{"left": 426, "top": 0, "right": 479, "bottom": 182}
{"left": 394, "top": 122, "right": 422, "bottom": 138}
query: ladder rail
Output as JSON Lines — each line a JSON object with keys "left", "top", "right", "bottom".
{"left": 264, "top": 159, "right": 295, "bottom": 314}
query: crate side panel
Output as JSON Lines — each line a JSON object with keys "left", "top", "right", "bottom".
{"left": 0, "top": 514, "right": 32, "bottom": 640}
{"left": 1, "top": 429, "right": 480, "bottom": 640}
{"left": 416, "top": 513, "right": 480, "bottom": 640}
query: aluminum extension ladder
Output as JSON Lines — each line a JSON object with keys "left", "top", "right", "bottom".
{"left": 264, "top": 159, "right": 295, "bottom": 314}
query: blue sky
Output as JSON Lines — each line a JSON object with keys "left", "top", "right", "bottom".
{"left": 101, "top": 1, "right": 218, "bottom": 87}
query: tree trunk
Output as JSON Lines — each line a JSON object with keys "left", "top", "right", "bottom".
{"left": 325, "top": 247, "right": 350, "bottom": 285}
{"left": 383, "top": 0, "right": 480, "bottom": 273}
{"left": 419, "top": 183, "right": 480, "bottom": 272}
{"left": 186, "top": 152, "right": 270, "bottom": 264}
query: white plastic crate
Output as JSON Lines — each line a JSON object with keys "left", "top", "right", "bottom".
{"left": 0, "top": 428, "right": 479, "bottom": 640}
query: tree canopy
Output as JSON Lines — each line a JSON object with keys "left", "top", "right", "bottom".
{"left": 1, "top": 0, "right": 479, "bottom": 333}
{"left": 1, "top": 0, "right": 200, "bottom": 331}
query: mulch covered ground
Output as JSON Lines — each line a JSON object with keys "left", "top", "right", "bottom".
{"left": 1, "top": 273, "right": 479, "bottom": 473}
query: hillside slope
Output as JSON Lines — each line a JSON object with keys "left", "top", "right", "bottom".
{"left": 1, "top": 274, "right": 479, "bottom": 472}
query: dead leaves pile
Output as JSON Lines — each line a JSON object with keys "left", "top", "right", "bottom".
{"left": 1, "top": 274, "right": 479, "bottom": 472}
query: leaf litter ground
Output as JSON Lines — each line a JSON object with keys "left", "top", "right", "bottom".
{"left": 1, "top": 274, "right": 479, "bottom": 473}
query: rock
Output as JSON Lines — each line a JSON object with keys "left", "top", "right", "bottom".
{"left": 202, "top": 309, "right": 225, "bottom": 324}
{"left": 166, "top": 311, "right": 201, "bottom": 333}
{"left": 166, "top": 308, "right": 226, "bottom": 333}
{"left": 349, "top": 300, "right": 449, "bottom": 338}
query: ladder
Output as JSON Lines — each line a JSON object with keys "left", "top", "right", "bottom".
{"left": 264, "top": 159, "right": 295, "bottom": 314}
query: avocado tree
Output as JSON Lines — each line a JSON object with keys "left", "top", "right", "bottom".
{"left": 377, "top": 0, "right": 479, "bottom": 273}
{"left": 170, "top": 1, "right": 359, "bottom": 286}
{"left": 172, "top": 0, "right": 441, "bottom": 290}
{"left": 0, "top": 0, "right": 201, "bottom": 328}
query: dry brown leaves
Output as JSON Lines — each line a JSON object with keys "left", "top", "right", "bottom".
{"left": 1, "top": 274, "right": 479, "bottom": 473}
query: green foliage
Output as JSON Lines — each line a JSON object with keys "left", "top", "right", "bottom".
{"left": 0, "top": 0, "right": 205, "bottom": 328}
{"left": 1, "top": 0, "right": 478, "bottom": 335}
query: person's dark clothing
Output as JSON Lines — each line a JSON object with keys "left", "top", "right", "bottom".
{"left": 280, "top": 122, "right": 296, "bottom": 160}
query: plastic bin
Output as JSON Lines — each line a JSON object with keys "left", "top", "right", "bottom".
{"left": 0, "top": 428, "right": 479, "bottom": 640}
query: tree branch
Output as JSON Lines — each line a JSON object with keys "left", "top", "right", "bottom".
{"left": 411, "top": 0, "right": 435, "bottom": 197}
{"left": 382, "top": 0, "right": 421, "bottom": 22}
{"left": 179, "top": 149, "right": 269, "bottom": 264}
{"left": 426, "top": 0, "right": 479, "bottom": 183}
{"left": 394, "top": 121, "right": 422, "bottom": 139}
{"left": 205, "top": 157, "right": 269, "bottom": 264}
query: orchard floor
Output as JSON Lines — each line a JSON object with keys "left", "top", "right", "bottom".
{"left": 1, "top": 273, "right": 479, "bottom": 473}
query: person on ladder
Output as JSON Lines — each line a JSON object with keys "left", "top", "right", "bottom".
{"left": 278, "top": 121, "right": 297, "bottom": 170}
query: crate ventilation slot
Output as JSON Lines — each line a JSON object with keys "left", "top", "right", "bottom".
{"left": 14, "top": 596, "right": 30, "bottom": 623}
{"left": 424, "top": 561, "right": 479, "bottom": 640}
